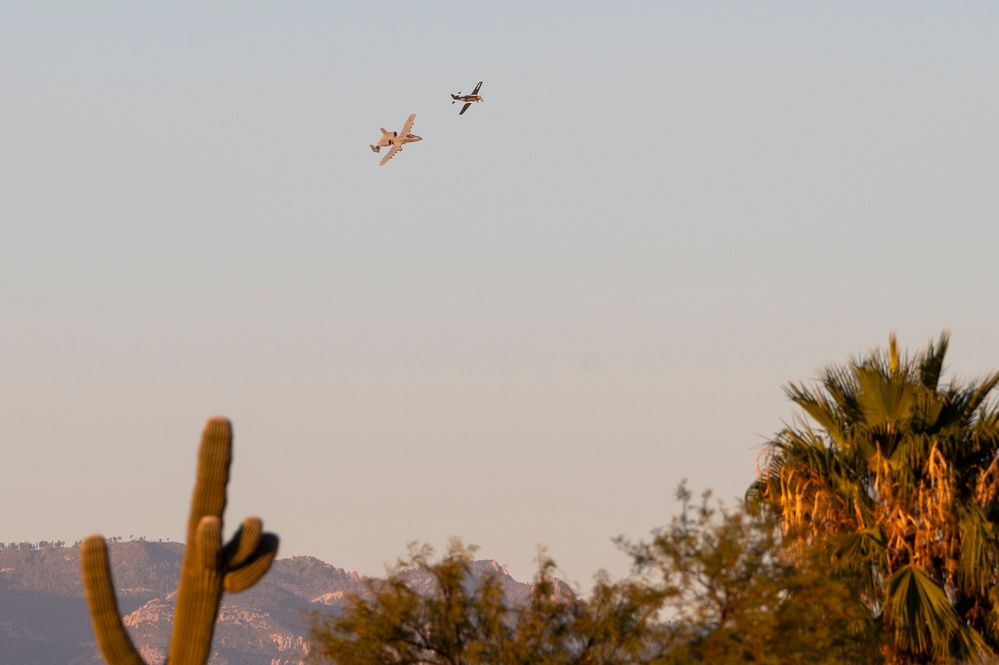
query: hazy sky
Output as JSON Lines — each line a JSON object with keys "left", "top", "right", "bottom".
{"left": 3, "top": 2, "right": 998, "bottom": 587}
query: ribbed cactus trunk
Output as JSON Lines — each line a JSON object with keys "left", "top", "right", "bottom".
{"left": 80, "top": 417, "right": 279, "bottom": 665}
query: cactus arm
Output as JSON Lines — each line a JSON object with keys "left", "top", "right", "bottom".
{"left": 196, "top": 516, "right": 223, "bottom": 573}
{"left": 224, "top": 516, "right": 263, "bottom": 568}
{"left": 221, "top": 516, "right": 281, "bottom": 591}
{"left": 224, "top": 532, "right": 279, "bottom": 592}
{"left": 80, "top": 536, "right": 147, "bottom": 665}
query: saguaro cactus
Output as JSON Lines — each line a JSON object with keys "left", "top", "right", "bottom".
{"left": 80, "top": 417, "right": 279, "bottom": 665}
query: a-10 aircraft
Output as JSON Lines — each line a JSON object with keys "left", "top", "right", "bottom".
{"left": 369, "top": 113, "right": 422, "bottom": 166}
{"left": 451, "top": 81, "right": 483, "bottom": 115}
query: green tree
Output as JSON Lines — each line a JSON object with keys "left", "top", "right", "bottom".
{"left": 751, "top": 333, "right": 999, "bottom": 664}
{"left": 307, "top": 539, "right": 666, "bottom": 665}
{"left": 621, "top": 483, "right": 882, "bottom": 665}
{"left": 308, "top": 492, "right": 877, "bottom": 664}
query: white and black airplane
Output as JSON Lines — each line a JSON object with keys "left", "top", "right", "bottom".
{"left": 369, "top": 114, "right": 422, "bottom": 166}
{"left": 450, "top": 81, "right": 483, "bottom": 115}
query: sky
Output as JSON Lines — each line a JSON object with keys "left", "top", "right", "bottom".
{"left": 2, "top": 2, "right": 999, "bottom": 588}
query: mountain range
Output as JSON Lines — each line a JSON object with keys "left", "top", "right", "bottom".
{"left": 0, "top": 540, "right": 564, "bottom": 665}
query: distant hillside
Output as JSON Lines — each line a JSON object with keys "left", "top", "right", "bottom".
{"left": 0, "top": 541, "right": 561, "bottom": 665}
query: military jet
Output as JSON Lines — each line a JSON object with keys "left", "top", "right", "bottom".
{"left": 369, "top": 114, "right": 422, "bottom": 166}
{"left": 450, "top": 81, "right": 483, "bottom": 115}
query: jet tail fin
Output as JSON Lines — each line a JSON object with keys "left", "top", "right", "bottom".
{"left": 369, "top": 145, "right": 380, "bottom": 153}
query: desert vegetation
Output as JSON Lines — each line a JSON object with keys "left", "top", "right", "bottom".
{"left": 60, "top": 333, "right": 999, "bottom": 664}
{"left": 308, "top": 333, "right": 999, "bottom": 665}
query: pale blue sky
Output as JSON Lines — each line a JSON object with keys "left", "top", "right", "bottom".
{"left": 2, "top": 2, "right": 998, "bottom": 586}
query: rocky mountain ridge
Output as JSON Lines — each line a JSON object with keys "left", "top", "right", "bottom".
{"left": 0, "top": 541, "right": 567, "bottom": 665}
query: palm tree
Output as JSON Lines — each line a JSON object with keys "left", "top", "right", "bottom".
{"left": 750, "top": 333, "right": 999, "bottom": 664}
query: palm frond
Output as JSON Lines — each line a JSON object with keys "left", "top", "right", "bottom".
{"left": 959, "top": 507, "right": 999, "bottom": 596}
{"left": 827, "top": 528, "right": 885, "bottom": 565}
{"left": 884, "top": 564, "right": 991, "bottom": 661}
{"left": 961, "top": 371, "right": 999, "bottom": 424}
{"left": 856, "top": 366, "right": 916, "bottom": 433}
{"left": 918, "top": 331, "right": 949, "bottom": 392}
{"left": 784, "top": 383, "right": 856, "bottom": 453}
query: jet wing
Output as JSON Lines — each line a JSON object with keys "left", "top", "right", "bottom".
{"left": 471, "top": 81, "right": 482, "bottom": 95}
{"left": 400, "top": 114, "right": 416, "bottom": 136}
{"left": 379, "top": 144, "right": 401, "bottom": 166}
{"left": 459, "top": 103, "right": 472, "bottom": 115}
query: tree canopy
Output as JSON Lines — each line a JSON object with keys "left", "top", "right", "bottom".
{"left": 751, "top": 332, "right": 999, "bottom": 663}
{"left": 309, "top": 488, "right": 881, "bottom": 664}
{"left": 308, "top": 539, "right": 665, "bottom": 665}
